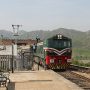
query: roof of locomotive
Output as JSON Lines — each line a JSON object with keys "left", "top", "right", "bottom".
{"left": 47, "top": 34, "right": 71, "bottom": 40}
{"left": 37, "top": 34, "right": 71, "bottom": 46}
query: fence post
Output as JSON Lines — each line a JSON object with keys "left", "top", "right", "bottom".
{"left": 12, "top": 44, "right": 14, "bottom": 73}
{"left": 37, "top": 57, "right": 40, "bottom": 70}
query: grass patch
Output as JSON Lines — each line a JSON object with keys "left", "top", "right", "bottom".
{"left": 72, "top": 60, "right": 90, "bottom": 67}
{"left": 72, "top": 48, "right": 90, "bottom": 63}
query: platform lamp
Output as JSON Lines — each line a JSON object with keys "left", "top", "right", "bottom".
{"left": 1, "top": 34, "right": 6, "bottom": 50}
{"left": 1, "top": 35, "right": 3, "bottom": 47}
{"left": 1, "top": 34, "right": 3, "bottom": 43}
{"left": 11, "top": 25, "right": 21, "bottom": 73}
{"left": 36, "top": 35, "right": 40, "bottom": 44}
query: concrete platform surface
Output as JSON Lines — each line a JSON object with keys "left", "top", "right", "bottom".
{"left": 1, "top": 70, "right": 84, "bottom": 90}
{"left": 0, "top": 87, "right": 6, "bottom": 90}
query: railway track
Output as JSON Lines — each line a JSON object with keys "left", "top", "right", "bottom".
{"left": 54, "top": 65, "right": 90, "bottom": 90}
{"left": 57, "top": 71, "right": 90, "bottom": 90}
{"left": 70, "top": 64, "right": 90, "bottom": 73}
{"left": 55, "top": 70, "right": 90, "bottom": 90}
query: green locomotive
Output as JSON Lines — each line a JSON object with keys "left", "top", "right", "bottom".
{"left": 34, "top": 34, "right": 72, "bottom": 69}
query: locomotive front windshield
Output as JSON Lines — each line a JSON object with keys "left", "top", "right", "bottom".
{"left": 47, "top": 39, "right": 71, "bottom": 49}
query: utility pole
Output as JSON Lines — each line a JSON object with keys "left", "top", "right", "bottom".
{"left": 36, "top": 35, "right": 40, "bottom": 70}
{"left": 11, "top": 24, "right": 22, "bottom": 73}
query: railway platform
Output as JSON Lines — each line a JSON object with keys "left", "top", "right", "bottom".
{"left": 0, "top": 70, "right": 83, "bottom": 90}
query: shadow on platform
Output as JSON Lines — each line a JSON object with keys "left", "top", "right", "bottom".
{"left": 12, "top": 71, "right": 37, "bottom": 73}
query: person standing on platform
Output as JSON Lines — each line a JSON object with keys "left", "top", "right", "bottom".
{"left": 33, "top": 43, "right": 37, "bottom": 53}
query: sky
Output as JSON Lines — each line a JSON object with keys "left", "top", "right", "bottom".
{"left": 0, "top": 0, "right": 90, "bottom": 32}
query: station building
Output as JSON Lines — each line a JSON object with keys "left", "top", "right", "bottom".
{"left": 0, "top": 39, "right": 36, "bottom": 71}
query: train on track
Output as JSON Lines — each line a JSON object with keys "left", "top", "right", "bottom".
{"left": 34, "top": 34, "right": 72, "bottom": 70}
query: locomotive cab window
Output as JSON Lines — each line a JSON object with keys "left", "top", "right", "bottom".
{"left": 68, "top": 41, "right": 71, "bottom": 47}
{"left": 64, "top": 41, "right": 67, "bottom": 47}
{"left": 47, "top": 39, "right": 71, "bottom": 49}
{"left": 63, "top": 41, "right": 71, "bottom": 47}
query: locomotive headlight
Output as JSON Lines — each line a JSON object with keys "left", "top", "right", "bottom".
{"left": 50, "top": 59, "right": 54, "bottom": 63}
{"left": 58, "top": 34, "right": 62, "bottom": 39}
{"left": 67, "top": 59, "right": 71, "bottom": 62}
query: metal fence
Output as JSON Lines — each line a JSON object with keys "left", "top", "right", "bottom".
{"left": 0, "top": 55, "right": 12, "bottom": 71}
{"left": 19, "top": 49, "right": 34, "bottom": 70}
{"left": 0, "top": 50, "right": 34, "bottom": 71}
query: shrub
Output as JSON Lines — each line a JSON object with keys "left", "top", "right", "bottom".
{"left": 72, "top": 60, "right": 90, "bottom": 67}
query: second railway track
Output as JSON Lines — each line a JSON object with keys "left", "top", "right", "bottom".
{"left": 70, "top": 64, "right": 90, "bottom": 73}
{"left": 54, "top": 66, "right": 90, "bottom": 90}
{"left": 58, "top": 71, "right": 90, "bottom": 90}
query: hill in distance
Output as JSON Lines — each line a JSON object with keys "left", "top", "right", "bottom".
{"left": 0, "top": 28, "right": 90, "bottom": 49}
